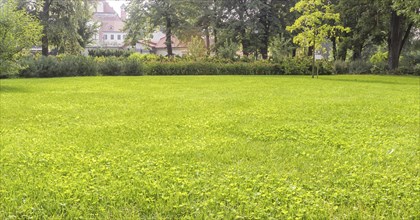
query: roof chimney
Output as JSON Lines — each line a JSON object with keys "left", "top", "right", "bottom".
{"left": 121, "top": 4, "right": 127, "bottom": 21}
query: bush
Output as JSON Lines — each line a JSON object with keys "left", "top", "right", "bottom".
{"left": 217, "top": 40, "right": 239, "bottom": 61}
{"left": 57, "top": 55, "right": 97, "bottom": 77}
{"left": 281, "top": 58, "right": 311, "bottom": 75}
{"left": 349, "top": 60, "right": 372, "bottom": 74}
{"left": 333, "top": 60, "right": 348, "bottom": 74}
{"left": 370, "top": 61, "right": 388, "bottom": 74}
{"left": 88, "top": 49, "right": 133, "bottom": 57}
{"left": 317, "top": 60, "right": 334, "bottom": 75}
{"left": 21, "top": 56, "right": 59, "bottom": 78}
{"left": 398, "top": 50, "right": 420, "bottom": 75}
{"left": 123, "top": 57, "right": 144, "bottom": 76}
{"left": 98, "top": 56, "right": 123, "bottom": 76}
{"left": 0, "top": 60, "right": 21, "bottom": 78}
{"left": 145, "top": 61, "right": 284, "bottom": 76}
{"left": 19, "top": 55, "right": 97, "bottom": 77}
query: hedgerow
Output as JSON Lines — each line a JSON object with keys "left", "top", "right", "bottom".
{"left": 12, "top": 53, "right": 419, "bottom": 78}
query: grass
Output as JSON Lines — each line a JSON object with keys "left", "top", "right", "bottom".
{"left": 0, "top": 75, "right": 419, "bottom": 219}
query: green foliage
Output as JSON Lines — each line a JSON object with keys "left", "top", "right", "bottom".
{"left": 88, "top": 49, "right": 134, "bottom": 58}
{"left": 217, "top": 40, "right": 239, "bottom": 61}
{"left": 187, "top": 36, "right": 207, "bottom": 60}
{"left": 333, "top": 60, "right": 349, "bottom": 74}
{"left": 1, "top": 76, "right": 419, "bottom": 219}
{"left": 146, "top": 61, "right": 284, "bottom": 76}
{"left": 24, "top": 56, "right": 59, "bottom": 77}
{"left": 18, "top": 55, "right": 97, "bottom": 77}
{"left": 398, "top": 50, "right": 420, "bottom": 75}
{"left": 348, "top": 60, "right": 372, "bottom": 74}
{"left": 281, "top": 57, "right": 312, "bottom": 75}
{"left": 370, "top": 48, "right": 388, "bottom": 64}
{"left": 98, "top": 56, "right": 123, "bottom": 76}
{"left": 269, "top": 35, "right": 294, "bottom": 62}
{"left": 0, "top": 0, "right": 42, "bottom": 77}
{"left": 123, "top": 56, "right": 144, "bottom": 76}
{"left": 286, "top": 0, "right": 350, "bottom": 50}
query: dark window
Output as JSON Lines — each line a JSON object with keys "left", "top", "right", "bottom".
{"left": 111, "top": 35, "right": 114, "bottom": 40}
{"left": 117, "top": 35, "right": 121, "bottom": 40}
{"left": 104, "top": 34, "right": 107, "bottom": 40}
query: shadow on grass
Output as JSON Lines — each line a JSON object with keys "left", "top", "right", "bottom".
{"left": 319, "top": 77, "right": 419, "bottom": 86}
{"left": 0, "top": 85, "right": 31, "bottom": 93}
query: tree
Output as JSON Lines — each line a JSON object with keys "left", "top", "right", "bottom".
{"left": 187, "top": 36, "right": 206, "bottom": 59}
{"left": 18, "top": 0, "right": 93, "bottom": 56}
{"left": 334, "top": 0, "right": 387, "bottom": 61}
{"left": 0, "top": 0, "right": 42, "bottom": 76}
{"left": 286, "top": 0, "right": 350, "bottom": 78}
{"left": 386, "top": 0, "right": 420, "bottom": 70}
{"left": 77, "top": 0, "right": 99, "bottom": 49}
{"left": 125, "top": 0, "right": 194, "bottom": 57}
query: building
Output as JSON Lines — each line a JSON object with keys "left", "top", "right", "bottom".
{"left": 91, "top": 0, "right": 128, "bottom": 49}
{"left": 135, "top": 32, "right": 188, "bottom": 56}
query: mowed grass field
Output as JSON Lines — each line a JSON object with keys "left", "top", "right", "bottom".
{"left": 0, "top": 75, "right": 419, "bottom": 219}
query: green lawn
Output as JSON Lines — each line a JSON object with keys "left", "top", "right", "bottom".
{"left": 1, "top": 75, "right": 419, "bottom": 219}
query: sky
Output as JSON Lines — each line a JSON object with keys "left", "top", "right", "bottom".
{"left": 106, "top": 0, "right": 130, "bottom": 17}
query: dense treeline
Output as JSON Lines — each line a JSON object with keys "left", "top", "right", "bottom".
{"left": 1, "top": 0, "right": 419, "bottom": 77}
{"left": 125, "top": 0, "right": 419, "bottom": 71}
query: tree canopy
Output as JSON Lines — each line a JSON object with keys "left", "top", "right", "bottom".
{"left": 0, "top": 0, "right": 42, "bottom": 75}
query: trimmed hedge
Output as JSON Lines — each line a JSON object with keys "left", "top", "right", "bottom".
{"left": 17, "top": 55, "right": 333, "bottom": 78}
{"left": 17, "top": 54, "right": 419, "bottom": 78}
{"left": 19, "top": 55, "right": 97, "bottom": 78}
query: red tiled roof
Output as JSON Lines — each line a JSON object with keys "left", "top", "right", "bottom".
{"left": 142, "top": 35, "right": 187, "bottom": 49}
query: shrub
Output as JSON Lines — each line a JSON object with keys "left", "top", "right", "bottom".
{"left": 370, "top": 61, "right": 388, "bottom": 74}
{"left": 28, "top": 56, "right": 59, "bottom": 77}
{"left": 144, "top": 62, "right": 285, "bottom": 76}
{"left": 217, "top": 40, "right": 239, "bottom": 61}
{"left": 187, "top": 36, "right": 207, "bottom": 59}
{"left": 88, "top": 49, "right": 133, "bottom": 57}
{"left": 281, "top": 58, "right": 311, "bottom": 75}
{"left": 317, "top": 60, "right": 334, "bottom": 75}
{"left": 123, "top": 57, "right": 144, "bottom": 76}
{"left": 370, "top": 51, "right": 388, "bottom": 64}
{"left": 1, "top": 60, "right": 21, "bottom": 78}
{"left": 57, "top": 55, "right": 97, "bottom": 76}
{"left": 19, "top": 55, "right": 97, "bottom": 77}
{"left": 270, "top": 35, "right": 294, "bottom": 62}
{"left": 333, "top": 60, "right": 349, "bottom": 74}
{"left": 398, "top": 50, "right": 420, "bottom": 75}
{"left": 98, "top": 56, "right": 123, "bottom": 76}
{"left": 349, "top": 60, "right": 372, "bottom": 74}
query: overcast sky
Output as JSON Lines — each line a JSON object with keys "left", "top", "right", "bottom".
{"left": 106, "top": 0, "right": 129, "bottom": 17}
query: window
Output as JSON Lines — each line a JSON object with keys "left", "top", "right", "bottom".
{"left": 103, "top": 34, "right": 107, "bottom": 40}
{"left": 111, "top": 34, "right": 114, "bottom": 40}
{"left": 117, "top": 35, "right": 121, "bottom": 40}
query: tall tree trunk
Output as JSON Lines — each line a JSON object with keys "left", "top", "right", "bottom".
{"left": 352, "top": 42, "right": 363, "bottom": 61}
{"left": 308, "top": 46, "right": 313, "bottom": 57}
{"left": 292, "top": 48, "right": 297, "bottom": 57}
{"left": 388, "top": 10, "right": 402, "bottom": 70}
{"left": 213, "top": 28, "right": 218, "bottom": 53}
{"left": 337, "top": 39, "right": 348, "bottom": 61}
{"left": 241, "top": 28, "right": 250, "bottom": 57}
{"left": 205, "top": 27, "right": 210, "bottom": 55}
{"left": 41, "top": 0, "right": 50, "bottom": 56}
{"left": 312, "top": 33, "right": 315, "bottom": 78}
{"left": 165, "top": 16, "right": 173, "bottom": 57}
{"left": 388, "top": 10, "right": 412, "bottom": 70}
{"left": 259, "top": 2, "right": 270, "bottom": 60}
{"left": 331, "top": 37, "right": 337, "bottom": 61}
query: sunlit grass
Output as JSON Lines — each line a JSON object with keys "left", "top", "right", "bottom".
{"left": 1, "top": 75, "right": 419, "bottom": 219}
